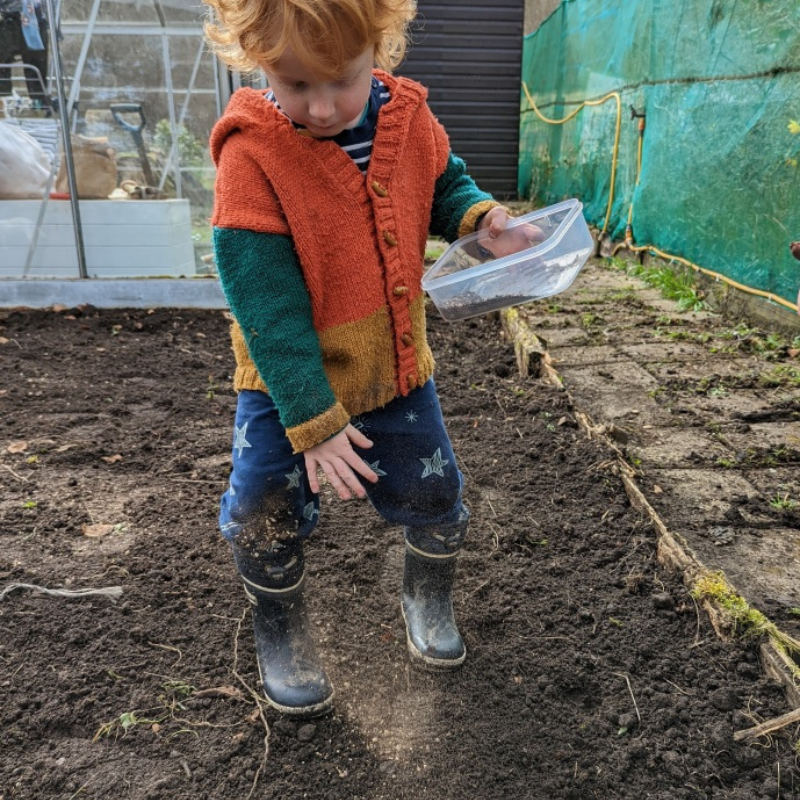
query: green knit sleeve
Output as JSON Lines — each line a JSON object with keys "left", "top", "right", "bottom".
{"left": 429, "top": 152, "right": 498, "bottom": 242}
{"left": 213, "top": 227, "right": 344, "bottom": 437}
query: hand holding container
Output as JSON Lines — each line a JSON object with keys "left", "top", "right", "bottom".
{"left": 422, "top": 199, "right": 593, "bottom": 321}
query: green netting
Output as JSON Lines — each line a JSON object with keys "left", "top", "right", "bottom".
{"left": 519, "top": 0, "right": 800, "bottom": 308}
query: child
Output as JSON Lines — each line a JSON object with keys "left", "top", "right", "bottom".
{"left": 203, "top": 0, "right": 536, "bottom": 717}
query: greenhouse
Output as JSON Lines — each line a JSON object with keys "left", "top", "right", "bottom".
{"left": 0, "top": 0, "right": 227, "bottom": 304}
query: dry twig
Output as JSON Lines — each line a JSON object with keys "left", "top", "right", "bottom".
{"left": 0, "top": 583, "right": 123, "bottom": 601}
{"left": 613, "top": 671, "right": 642, "bottom": 723}
{"left": 232, "top": 609, "right": 271, "bottom": 800}
{"left": 733, "top": 707, "right": 800, "bottom": 742}
{"left": 2, "top": 464, "right": 30, "bottom": 482}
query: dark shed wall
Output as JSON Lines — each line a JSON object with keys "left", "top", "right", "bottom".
{"left": 398, "top": 0, "right": 525, "bottom": 199}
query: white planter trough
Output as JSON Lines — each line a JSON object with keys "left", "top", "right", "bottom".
{"left": 0, "top": 198, "right": 196, "bottom": 278}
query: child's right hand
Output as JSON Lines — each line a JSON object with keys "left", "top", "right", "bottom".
{"left": 304, "top": 424, "right": 379, "bottom": 500}
{"left": 476, "top": 206, "right": 545, "bottom": 259}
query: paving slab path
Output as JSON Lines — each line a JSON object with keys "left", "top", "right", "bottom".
{"left": 509, "top": 255, "right": 800, "bottom": 701}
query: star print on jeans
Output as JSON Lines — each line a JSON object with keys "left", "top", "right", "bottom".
{"left": 285, "top": 464, "right": 302, "bottom": 488}
{"left": 233, "top": 423, "right": 252, "bottom": 459}
{"left": 405, "top": 410, "right": 418, "bottom": 423}
{"left": 420, "top": 448, "right": 449, "bottom": 478}
{"left": 303, "top": 502, "right": 319, "bottom": 521}
{"left": 365, "top": 460, "right": 387, "bottom": 477}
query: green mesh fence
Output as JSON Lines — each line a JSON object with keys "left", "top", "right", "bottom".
{"left": 519, "top": 0, "right": 800, "bottom": 309}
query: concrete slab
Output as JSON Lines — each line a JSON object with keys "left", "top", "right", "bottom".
{"left": 627, "top": 427, "right": 735, "bottom": 470}
{"left": 559, "top": 360, "right": 671, "bottom": 425}
{"left": 550, "top": 344, "right": 627, "bottom": 366}
{"left": 642, "top": 357, "right": 762, "bottom": 383}
{"left": 648, "top": 468, "right": 762, "bottom": 526}
{"left": 746, "top": 467, "right": 800, "bottom": 501}
{"left": 0, "top": 278, "right": 228, "bottom": 309}
{"left": 723, "top": 421, "right": 800, "bottom": 456}
{"left": 620, "top": 341, "right": 712, "bottom": 361}
{"left": 688, "top": 527, "right": 800, "bottom": 611}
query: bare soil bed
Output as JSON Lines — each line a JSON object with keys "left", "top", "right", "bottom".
{"left": 1, "top": 304, "right": 799, "bottom": 799}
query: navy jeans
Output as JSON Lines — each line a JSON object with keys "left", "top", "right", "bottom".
{"left": 219, "top": 379, "right": 469, "bottom": 560}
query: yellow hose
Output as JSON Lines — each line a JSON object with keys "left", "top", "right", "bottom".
{"left": 612, "top": 243, "right": 799, "bottom": 312}
{"left": 522, "top": 82, "right": 799, "bottom": 314}
{"left": 521, "top": 82, "right": 621, "bottom": 235}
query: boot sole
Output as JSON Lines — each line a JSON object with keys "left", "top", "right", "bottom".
{"left": 256, "top": 659, "right": 335, "bottom": 717}
{"left": 262, "top": 690, "right": 335, "bottom": 718}
{"left": 401, "top": 603, "right": 466, "bottom": 671}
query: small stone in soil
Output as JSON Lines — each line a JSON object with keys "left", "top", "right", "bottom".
{"left": 297, "top": 723, "right": 317, "bottom": 742}
{"left": 651, "top": 592, "right": 675, "bottom": 611}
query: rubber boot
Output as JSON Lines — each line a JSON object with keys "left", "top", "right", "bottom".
{"left": 232, "top": 537, "right": 334, "bottom": 716}
{"left": 401, "top": 543, "right": 466, "bottom": 669}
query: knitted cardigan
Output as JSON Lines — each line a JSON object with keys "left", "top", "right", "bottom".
{"left": 210, "top": 70, "right": 498, "bottom": 452}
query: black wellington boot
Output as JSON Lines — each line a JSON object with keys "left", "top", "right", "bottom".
{"left": 233, "top": 537, "right": 334, "bottom": 717}
{"left": 401, "top": 543, "right": 466, "bottom": 670}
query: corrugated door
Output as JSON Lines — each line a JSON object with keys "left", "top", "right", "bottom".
{"left": 398, "top": 0, "right": 524, "bottom": 199}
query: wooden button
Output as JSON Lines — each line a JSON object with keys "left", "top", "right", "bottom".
{"left": 382, "top": 230, "right": 398, "bottom": 246}
{"left": 371, "top": 180, "right": 388, "bottom": 197}
{"left": 392, "top": 285, "right": 409, "bottom": 296}
{"left": 407, "top": 374, "right": 418, "bottom": 390}
{"left": 401, "top": 333, "right": 413, "bottom": 346}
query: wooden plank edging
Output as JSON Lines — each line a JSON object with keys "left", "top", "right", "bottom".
{"left": 502, "top": 307, "right": 800, "bottom": 709}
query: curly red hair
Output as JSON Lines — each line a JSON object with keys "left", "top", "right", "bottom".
{"left": 204, "top": 0, "right": 417, "bottom": 77}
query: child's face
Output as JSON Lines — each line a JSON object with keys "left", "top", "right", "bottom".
{"left": 261, "top": 47, "right": 375, "bottom": 138}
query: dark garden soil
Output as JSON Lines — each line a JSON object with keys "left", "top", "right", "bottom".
{"left": 1, "top": 304, "right": 799, "bottom": 800}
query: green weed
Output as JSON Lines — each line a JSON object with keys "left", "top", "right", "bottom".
{"left": 759, "top": 365, "right": 800, "bottom": 388}
{"left": 606, "top": 258, "right": 707, "bottom": 312}
{"left": 424, "top": 244, "right": 445, "bottom": 262}
{"left": 691, "top": 571, "right": 800, "bottom": 674}
{"left": 769, "top": 493, "right": 797, "bottom": 511}
{"left": 653, "top": 328, "right": 712, "bottom": 343}
{"left": 93, "top": 710, "right": 164, "bottom": 742}
{"left": 580, "top": 312, "right": 599, "bottom": 328}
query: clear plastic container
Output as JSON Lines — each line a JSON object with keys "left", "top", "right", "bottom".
{"left": 422, "top": 198, "right": 593, "bottom": 321}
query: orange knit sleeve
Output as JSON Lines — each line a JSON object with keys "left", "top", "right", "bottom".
{"left": 211, "top": 132, "right": 291, "bottom": 236}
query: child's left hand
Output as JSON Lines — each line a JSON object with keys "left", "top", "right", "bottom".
{"left": 476, "top": 206, "right": 545, "bottom": 259}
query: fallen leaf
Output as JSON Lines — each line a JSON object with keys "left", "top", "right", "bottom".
{"left": 52, "top": 304, "right": 68, "bottom": 312}
{"left": 82, "top": 523, "right": 116, "bottom": 538}
{"left": 55, "top": 444, "right": 76, "bottom": 453}
{"left": 7, "top": 441, "right": 28, "bottom": 454}
{"left": 0, "top": 336, "right": 8, "bottom": 345}
{"left": 653, "top": 485, "right": 663, "bottom": 494}
{"left": 102, "top": 454, "right": 123, "bottom": 464}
